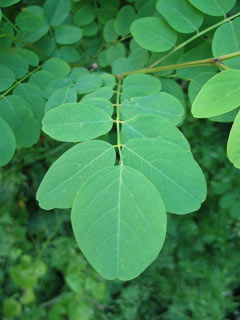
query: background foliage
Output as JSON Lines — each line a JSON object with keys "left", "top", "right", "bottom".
{"left": 1, "top": 0, "right": 240, "bottom": 318}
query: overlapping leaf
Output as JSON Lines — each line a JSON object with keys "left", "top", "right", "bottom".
{"left": 122, "top": 138, "right": 207, "bottom": 214}
{"left": 37, "top": 140, "right": 116, "bottom": 209}
{"left": 71, "top": 165, "right": 166, "bottom": 280}
{"left": 42, "top": 103, "right": 113, "bottom": 142}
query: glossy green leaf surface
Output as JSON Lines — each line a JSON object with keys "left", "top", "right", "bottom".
{"left": 120, "top": 93, "right": 184, "bottom": 125}
{"left": 0, "top": 96, "right": 41, "bottom": 147}
{"left": 189, "top": 0, "right": 236, "bottom": 16}
{"left": 42, "top": 103, "right": 113, "bottom": 142}
{"left": 37, "top": 140, "right": 116, "bottom": 209}
{"left": 121, "top": 115, "right": 190, "bottom": 150}
{"left": 227, "top": 110, "right": 240, "bottom": 168}
{"left": 192, "top": 70, "right": 240, "bottom": 118}
{"left": 44, "top": 0, "right": 71, "bottom": 26}
{"left": 122, "top": 138, "right": 207, "bottom": 214}
{"left": 71, "top": 165, "right": 166, "bottom": 280}
{"left": 0, "top": 65, "right": 15, "bottom": 92}
{"left": 212, "top": 18, "right": 240, "bottom": 69}
{"left": 130, "top": 17, "right": 177, "bottom": 52}
{"left": 0, "top": 116, "right": 16, "bottom": 166}
{"left": 156, "top": 0, "right": 203, "bottom": 33}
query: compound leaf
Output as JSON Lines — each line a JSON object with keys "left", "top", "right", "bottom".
{"left": 42, "top": 103, "right": 113, "bottom": 142}
{"left": 0, "top": 116, "right": 16, "bottom": 166}
{"left": 130, "top": 17, "right": 177, "bottom": 52}
{"left": 122, "top": 138, "right": 207, "bottom": 214}
{"left": 192, "top": 70, "right": 240, "bottom": 118}
{"left": 37, "top": 140, "right": 116, "bottom": 209}
{"left": 45, "top": 86, "right": 77, "bottom": 112}
{"left": 71, "top": 165, "right": 166, "bottom": 280}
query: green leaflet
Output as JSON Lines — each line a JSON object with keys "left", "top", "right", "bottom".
{"left": 106, "top": 43, "right": 126, "bottom": 66}
{"left": 188, "top": 72, "right": 216, "bottom": 104}
{"left": 121, "top": 115, "right": 190, "bottom": 150}
{"left": 0, "top": 65, "right": 15, "bottom": 91}
{"left": 122, "top": 138, "right": 207, "bottom": 214}
{"left": 103, "top": 20, "right": 118, "bottom": 43}
{"left": 0, "top": 116, "right": 16, "bottom": 166}
{"left": 75, "top": 73, "right": 103, "bottom": 94}
{"left": 212, "top": 17, "right": 240, "bottom": 69}
{"left": 43, "top": 58, "right": 70, "bottom": 78}
{"left": 227, "top": 110, "right": 240, "bottom": 168}
{"left": 115, "top": 5, "right": 136, "bottom": 36}
{"left": 13, "top": 83, "right": 45, "bottom": 120}
{"left": 81, "top": 98, "right": 113, "bottom": 116}
{"left": 120, "top": 93, "right": 184, "bottom": 125}
{"left": 29, "top": 70, "right": 57, "bottom": 91}
{"left": 71, "top": 165, "right": 166, "bottom": 280}
{"left": 189, "top": 0, "right": 236, "bottom": 16}
{"left": 156, "top": 0, "right": 203, "bottom": 34}
{"left": 74, "top": 5, "right": 95, "bottom": 27}
{"left": 192, "top": 70, "right": 240, "bottom": 118}
{"left": 16, "top": 9, "right": 48, "bottom": 32}
{"left": 130, "top": 17, "right": 177, "bottom": 52}
{"left": 0, "top": 53, "right": 28, "bottom": 79}
{"left": 45, "top": 86, "right": 77, "bottom": 112}
{"left": 0, "top": 0, "right": 21, "bottom": 7}
{"left": 42, "top": 103, "right": 113, "bottom": 142}
{"left": 16, "top": 48, "right": 39, "bottom": 67}
{"left": 0, "top": 96, "right": 41, "bottom": 147}
{"left": 43, "top": 0, "right": 71, "bottom": 27}
{"left": 122, "top": 74, "right": 161, "bottom": 100}
{"left": 37, "top": 140, "right": 116, "bottom": 209}
{"left": 55, "top": 25, "right": 83, "bottom": 45}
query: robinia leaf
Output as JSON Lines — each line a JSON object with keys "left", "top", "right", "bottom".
{"left": 227, "top": 110, "right": 240, "bottom": 168}
{"left": 189, "top": 0, "right": 236, "bottom": 16}
{"left": 55, "top": 25, "right": 83, "bottom": 45}
{"left": 0, "top": 53, "right": 28, "bottom": 79}
{"left": 156, "top": 0, "right": 203, "bottom": 34}
{"left": 45, "top": 86, "right": 77, "bottom": 112}
{"left": 120, "top": 93, "right": 184, "bottom": 125}
{"left": 212, "top": 18, "right": 240, "bottom": 69}
{"left": 74, "top": 5, "right": 95, "bottom": 27}
{"left": 0, "top": 0, "right": 21, "bottom": 7}
{"left": 75, "top": 73, "right": 103, "bottom": 94}
{"left": 0, "top": 116, "right": 16, "bottom": 166}
{"left": 42, "top": 103, "right": 113, "bottom": 142}
{"left": 192, "top": 70, "right": 240, "bottom": 118}
{"left": 0, "top": 96, "right": 41, "bottom": 147}
{"left": 122, "top": 74, "right": 161, "bottom": 100}
{"left": 0, "top": 65, "right": 15, "bottom": 92}
{"left": 130, "top": 17, "right": 177, "bottom": 52}
{"left": 81, "top": 97, "right": 113, "bottom": 116}
{"left": 115, "top": 5, "right": 136, "bottom": 36}
{"left": 71, "top": 165, "right": 166, "bottom": 280}
{"left": 122, "top": 138, "right": 207, "bottom": 214}
{"left": 37, "top": 140, "right": 116, "bottom": 209}
{"left": 121, "top": 115, "right": 190, "bottom": 150}
{"left": 43, "top": 0, "right": 71, "bottom": 26}
{"left": 43, "top": 58, "right": 70, "bottom": 78}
